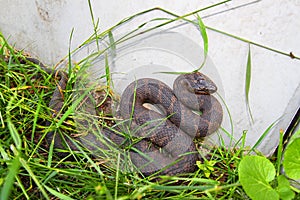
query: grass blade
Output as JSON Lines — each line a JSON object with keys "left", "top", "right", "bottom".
{"left": 44, "top": 185, "right": 74, "bottom": 200}
{"left": 6, "top": 93, "right": 21, "bottom": 150}
{"left": 151, "top": 185, "right": 215, "bottom": 191}
{"left": 108, "top": 31, "right": 116, "bottom": 56}
{"left": 87, "top": 0, "right": 100, "bottom": 50}
{"left": 19, "top": 157, "right": 50, "bottom": 200}
{"left": 195, "top": 14, "right": 208, "bottom": 71}
{"left": 249, "top": 118, "right": 281, "bottom": 154}
{"left": 206, "top": 25, "right": 300, "bottom": 60}
{"left": 0, "top": 154, "right": 21, "bottom": 200}
{"left": 31, "top": 91, "right": 43, "bottom": 142}
{"left": 7, "top": 105, "right": 21, "bottom": 153}
{"left": 276, "top": 129, "right": 284, "bottom": 176}
{"left": 114, "top": 153, "right": 121, "bottom": 199}
{"left": 15, "top": 176, "right": 30, "bottom": 199}
{"left": 68, "top": 28, "right": 75, "bottom": 74}
{"left": 105, "top": 54, "right": 111, "bottom": 87}
{"left": 7, "top": 118, "right": 21, "bottom": 150}
{"left": 245, "top": 44, "right": 254, "bottom": 122}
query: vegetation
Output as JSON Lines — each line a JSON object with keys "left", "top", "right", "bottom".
{"left": 1, "top": 1, "right": 300, "bottom": 199}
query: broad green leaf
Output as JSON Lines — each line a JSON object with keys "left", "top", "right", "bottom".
{"left": 276, "top": 175, "right": 295, "bottom": 200}
{"left": 238, "top": 155, "right": 279, "bottom": 200}
{"left": 286, "top": 128, "right": 300, "bottom": 146}
{"left": 283, "top": 138, "right": 300, "bottom": 179}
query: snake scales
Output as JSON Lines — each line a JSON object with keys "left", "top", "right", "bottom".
{"left": 26, "top": 57, "right": 223, "bottom": 176}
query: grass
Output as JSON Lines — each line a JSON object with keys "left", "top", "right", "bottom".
{"left": 0, "top": 31, "right": 248, "bottom": 200}
{"left": 1, "top": 31, "right": 295, "bottom": 200}
{"left": 1, "top": 1, "right": 300, "bottom": 199}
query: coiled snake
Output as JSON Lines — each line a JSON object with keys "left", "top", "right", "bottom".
{"left": 26, "top": 57, "right": 223, "bottom": 176}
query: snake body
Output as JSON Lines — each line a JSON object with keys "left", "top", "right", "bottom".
{"left": 118, "top": 75, "right": 223, "bottom": 175}
{"left": 25, "top": 57, "right": 223, "bottom": 176}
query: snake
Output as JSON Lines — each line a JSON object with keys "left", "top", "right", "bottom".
{"left": 24, "top": 57, "right": 223, "bottom": 176}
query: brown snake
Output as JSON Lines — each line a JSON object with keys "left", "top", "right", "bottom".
{"left": 26, "top": 57, "right": 223, "bottom": 176}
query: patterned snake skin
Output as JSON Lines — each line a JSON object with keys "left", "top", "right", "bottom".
{"left": 26, "top": 57, "right": 223, "bottom": 176}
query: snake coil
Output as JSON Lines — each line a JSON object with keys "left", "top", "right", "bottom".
{"left": 25, "top": 57, "right": 223, "bottom": 176}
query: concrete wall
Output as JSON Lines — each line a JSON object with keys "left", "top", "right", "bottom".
{"left": 1, "top": 0, "right": 299, "bottom": 155}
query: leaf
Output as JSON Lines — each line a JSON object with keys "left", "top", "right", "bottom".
{"left": 196, "top": 160, "right": 217, "bottom": 178}
{"left": 238, "top": 155, "right": 279, "bottom": 200}
{"left": 282, "top": 138, "right": 300, "bottom": 180}
{"left": 276, "top": 175, "right": 295, "bottom": 200}
{"left": 286, "top": 128, "right": 300, "bottom": 145}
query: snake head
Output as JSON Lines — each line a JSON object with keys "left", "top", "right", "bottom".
{"left": 185, "top": 72, "right": 217, "bottom": 95}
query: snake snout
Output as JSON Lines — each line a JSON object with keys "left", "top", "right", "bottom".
{"left": 195, "top": 84, "right": 217, "bottom": 94}
{"left": 193, "top": 78, "right": 217, "bottom": 94}
{"left": 185, "top": 72, "right": 218, "bottom": 95}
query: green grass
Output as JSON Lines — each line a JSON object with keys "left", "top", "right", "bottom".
{"left": 2, "top": 41, "right": 296, "bottom": 199}
{"left": 0, "top": 31, "right": 247, "bottom": 200}
{"left": 1, "top": 1, "right": 300, "bottom": 199}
